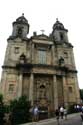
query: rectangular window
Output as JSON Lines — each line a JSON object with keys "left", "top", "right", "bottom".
{"left": 64, "top": 52, "right": 68, "bottom": 58}
{"left": 69, "top": 86, "right": 72, "bottom": 93}
{"left": 14, "top": 47, "right": 19, "bottom": 54}
{"left": 8, "top": 84, "right": 15, "bottom": 93}
{"left": 38, "top": 50, "right": 46, "bottom": 64}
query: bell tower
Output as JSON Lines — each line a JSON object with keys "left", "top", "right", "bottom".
{"left": 52, "top": 18, "right": 68, "bottom": 43}
{"left": 0, "top": 14, "right": 30, "bottom": 102}
{"left": 9, "top": 13, "right": 29, "bottom": 39}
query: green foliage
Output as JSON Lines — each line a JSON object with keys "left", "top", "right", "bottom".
{"left": 10, "top": 99, "right": 18, "bottom": 112}
{"left": 0, "top": 94, "right": 3, "bottom": 104}
{"left": 0, "top": 95, "right": 31, "bottom": 124}
{"left": 10, "top": 96, "right": 31, "bottom": 125}
{"left": 4, "top": 104, "right": 10, "bottom": 113}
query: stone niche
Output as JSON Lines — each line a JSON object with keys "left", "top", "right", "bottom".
{"left": 34, "top": 75, "right": 53, "bottom": 107}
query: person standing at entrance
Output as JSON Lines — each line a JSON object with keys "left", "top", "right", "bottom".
{"left": 64, "top": 107, "right": 67, "bottom": 120}
{"left": 33, "top": 106, "right": 39, "bottom": 121}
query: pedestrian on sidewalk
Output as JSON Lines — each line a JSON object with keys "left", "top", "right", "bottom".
{"left": 55, "top": 109, "right": 60, "bottom": 125}
{"left": 80, "top": 111, "right": 83, "bottom": 121}
{"left": 64, "top": 107, "right": 67, "bottom": 120}
{"left": 55, "top": 109, "right": 59, "bottom": 120}
{"left": 60, "top": 106, "right": 64, "bottom": 119}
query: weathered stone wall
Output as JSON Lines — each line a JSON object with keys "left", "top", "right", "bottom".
{"left": 0, "top": 20, "right": 80, "bottom": 109}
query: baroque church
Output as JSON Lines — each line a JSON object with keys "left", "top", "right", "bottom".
{"left": 0, "top": 14, "right": 80, "bottom": 111}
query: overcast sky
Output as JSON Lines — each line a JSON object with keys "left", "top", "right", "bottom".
{"left": 0, "top": 0, "right": 83, "bottom": 88}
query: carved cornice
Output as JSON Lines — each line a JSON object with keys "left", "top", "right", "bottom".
{"left": 16, "top": 63, "right": 33, "bottom": 69}
{"left": 2, "top": 64, "right": 77, "bottom": 74}
{"left": 7, "top": 35, "right": 29, "bottom": 41}
{"left": 2, "top": 65, "right": 16, "bottom": 69}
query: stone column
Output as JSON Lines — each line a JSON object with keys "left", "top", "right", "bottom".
{"left": 53, "top": 75, "right": 58, "bottom": 110}
{"left": 29, "top": 73, "right": 34, "bottom": 105}
{"left": 17, "top": 73, "right": 23, "bottom": 98}
{"left": 63, "top": 76, "right": 68, "bottom": 107}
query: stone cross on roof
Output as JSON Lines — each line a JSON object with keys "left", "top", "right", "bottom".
{"left": 56, "top": 18, "right": 59, "bottom": 21}
{"left": 22, "top": 13, "right": 24, "bottom": 16}
{"left": 40, "top": 30, "right": 45, "bottom": 34}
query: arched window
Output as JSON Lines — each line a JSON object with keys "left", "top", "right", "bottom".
{"left": 17, "top": 27, "right": 23, "bottom": 37}
{"left": 69, "top": 86, "right": 73, "bottom": 93}
{"left": 19, "top": 53, "right": 26, "bottom": 63}
{"left": 60, "top": 32, "right": 64, "bottom": 40}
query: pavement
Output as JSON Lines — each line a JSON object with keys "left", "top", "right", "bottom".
{"left": 21, "top": 112, "right": 81, "bottom": 125}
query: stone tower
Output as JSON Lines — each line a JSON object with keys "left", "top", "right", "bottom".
{"left": 0, "top": 15, "right": 80, "bottom": 112}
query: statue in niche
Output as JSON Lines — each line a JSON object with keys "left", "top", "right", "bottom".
{"left": 35, "top": 78, "right": 51, "bottom": 102}
{"left": 39, "top": 85, "right": 46, "bottom": 99}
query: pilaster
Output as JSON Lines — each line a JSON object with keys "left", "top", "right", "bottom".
{"left": 74, "top": 74, "right": 80, "bottom": 104}
{"left": 53, "top": 75, "right": 58, "bottom": 110}
{"left": 17, "top": 73, "right": 23, "bottom": 98}
{"left": 29, "top": 73, "right": 34, "bottom": 105}
{"left": 63, "top": 76, "right": 68, "bottom": 107}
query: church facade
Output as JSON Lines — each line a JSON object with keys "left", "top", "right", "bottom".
{"left": 0, "top": 14, "right": 80, "bottom": 111}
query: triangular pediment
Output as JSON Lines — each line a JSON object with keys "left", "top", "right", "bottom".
{"left": 37, "top": 34, "right": 48, "bottom": 39}
{"left": 33, "top": 34, "right": 50, "bottom": 40}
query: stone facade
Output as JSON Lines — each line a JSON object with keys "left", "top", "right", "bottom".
{"left": 0, "top": 15, "right": 80, "bottom": 111}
